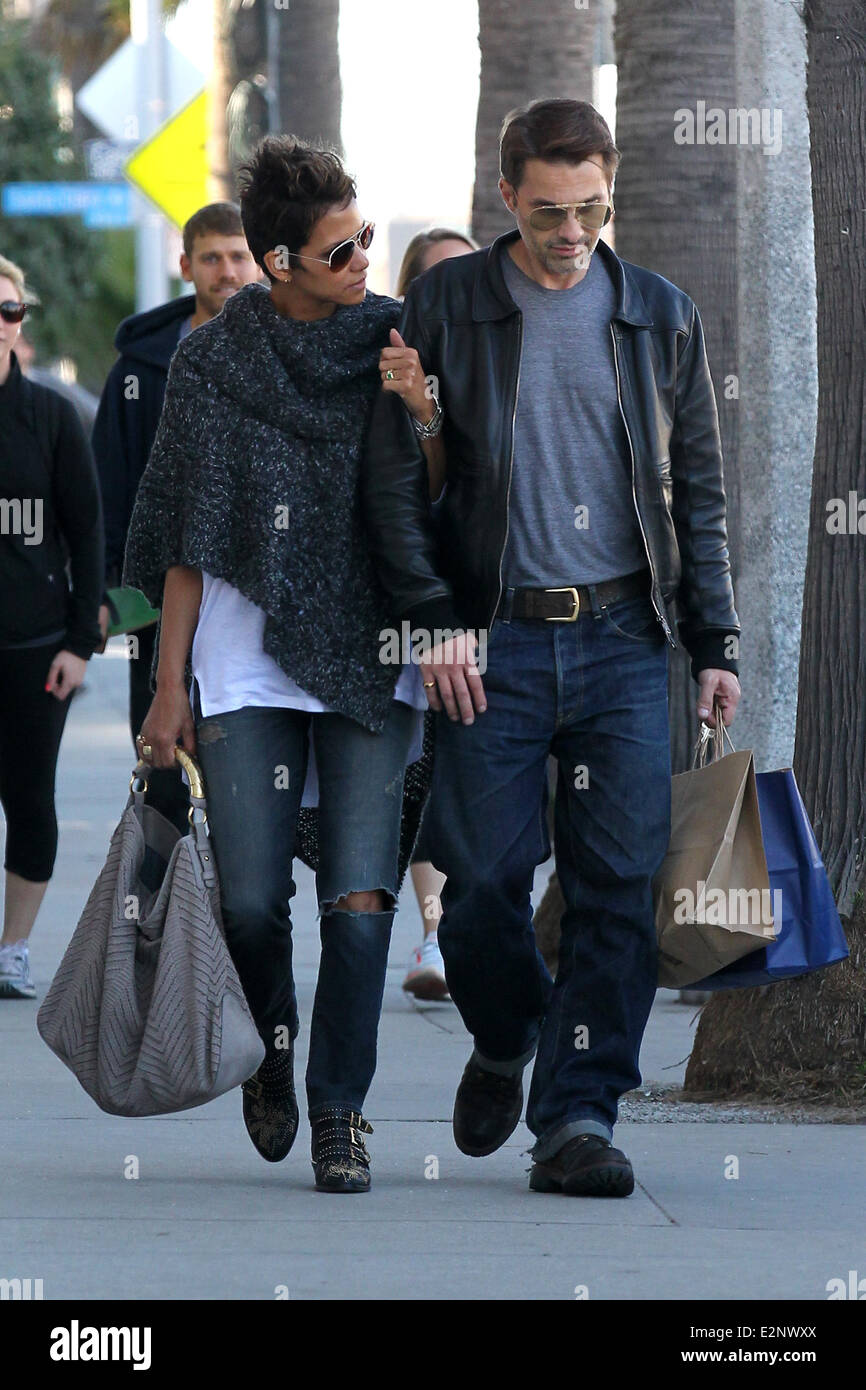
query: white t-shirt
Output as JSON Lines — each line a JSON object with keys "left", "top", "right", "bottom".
{"left": 191, "top": 572, "right": 426, "bottom": 806}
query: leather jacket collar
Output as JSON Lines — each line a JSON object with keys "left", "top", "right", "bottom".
{"left": 471, "top": 228, "right": 654, "bottom": 329}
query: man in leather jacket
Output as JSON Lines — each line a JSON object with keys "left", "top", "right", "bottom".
{"left": 363, "top": 98, "right": 741, "bottom": 1197}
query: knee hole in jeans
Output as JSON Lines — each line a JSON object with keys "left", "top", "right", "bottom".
{"left": 325, "top": 888, "right": 392, "bottom": 915}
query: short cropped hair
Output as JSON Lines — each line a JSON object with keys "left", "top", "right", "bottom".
{"left": 181, "top": 202, "right": 245, "bottom": 258}
{"left": 236, "top": 135, "right": 356, "bottom": 281}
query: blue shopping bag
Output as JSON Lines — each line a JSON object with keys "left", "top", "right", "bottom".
{"left": 688, "top": 767, "right": 848, "bottom": 990}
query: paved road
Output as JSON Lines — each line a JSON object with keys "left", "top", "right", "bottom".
{"left": 1, "top": 644, "right": 862, "bottom": 1300}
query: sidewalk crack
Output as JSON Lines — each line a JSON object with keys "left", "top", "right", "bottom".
{"left": 635, "top": 1180, "right": 679, "bottom": 1225}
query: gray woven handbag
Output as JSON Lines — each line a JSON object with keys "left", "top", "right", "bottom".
{"left": 37, "top": 750, "right": 265, "bottom": 1116}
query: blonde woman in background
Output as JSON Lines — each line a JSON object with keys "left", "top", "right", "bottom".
{"left": 0, "top": 255, "right": 104, "bottom": 999}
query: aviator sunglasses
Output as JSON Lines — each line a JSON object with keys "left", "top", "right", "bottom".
{"left": 528, "top": 201, "right": 614, "bottom": 232}
{"left": 290, "top": 220, "right": 375, "bottom": 273}
{"left": 0, "top": 300, "right": 30, "bottom": 324}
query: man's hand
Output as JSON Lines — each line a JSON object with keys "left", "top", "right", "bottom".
{"left": 136, "top": 681, "right": 197, "bottom": 766}
{"left": 379, "top": 329, "right": 435, "bottom": 424}
{"left": 420, "top": 632, "right": 487, "bottom": 725}
{"left": 696, "top": 669, "right": 741, "bottom": 727}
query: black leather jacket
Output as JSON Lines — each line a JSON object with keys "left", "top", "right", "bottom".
{"left": 363, "top": 230, "right": 739, "bottom": 679}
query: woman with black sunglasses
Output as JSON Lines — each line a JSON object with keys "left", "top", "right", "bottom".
{"left": 0, "top": 255, "right": 104, "bottom": 1000}
{"left": 123, "top": 137, "right": 437, "bottom": 1193}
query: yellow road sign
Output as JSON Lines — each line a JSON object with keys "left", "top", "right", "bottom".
{"left": 123, "top": 90, "right": 209, "bottom": 229}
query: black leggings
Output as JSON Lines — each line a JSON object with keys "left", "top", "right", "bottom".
{"left": 0, "top": 641, "right": 72, "bottom": 882}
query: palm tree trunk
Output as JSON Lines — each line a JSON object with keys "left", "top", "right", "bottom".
{"left": 207, "top": 0, "right": 234, "bottom": 199}
{"left": 472, "top": 0, "right": 596, "bottom": 246}
{"left": 792, "top": 2, "right": 866, "bottom": 908}
{"left": 613, "top": 0, "right": 739, "bottom": 779}
{"left": 275, "top": 0, "right": 342, "bottom": 153}
{"left": 685, "top": 0, "right": 866, "bottom": 1099}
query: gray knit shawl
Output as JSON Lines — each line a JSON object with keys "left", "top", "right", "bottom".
{"left": 123, "top": 282, "right": 404, "bottom": 732}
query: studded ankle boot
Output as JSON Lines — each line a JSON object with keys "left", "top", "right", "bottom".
{"left": 310, "top": 1107, "right": 374, "bottom": 1193}
{"left": 241, "top": 1041, "right": 299, "bottom": 1163}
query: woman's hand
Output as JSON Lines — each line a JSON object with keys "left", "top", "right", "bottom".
{"left": 94, "top": 603, "right": 111, "bottom": 655}
{"left": 45, "top": 650, "right": 87, "bottom": 700}
{"left": 136, "top": 681, "right": 197, "bottom": 767}
{"left": 379, "top": 329, "right": 436, "bottom": 424}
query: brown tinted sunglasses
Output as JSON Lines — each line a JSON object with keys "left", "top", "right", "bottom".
{"left": 0, "top": 300, "right": 31, "bottom": 324}
{"left": 528, "top": 202, "right": 614, "bottom": 232}
{"left": 291, "top": 221, "right": 375, "bottom": 273}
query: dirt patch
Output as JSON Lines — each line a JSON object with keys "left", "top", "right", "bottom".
{"left": 621, "top": 1083, "right": 866, "bottom": 1124}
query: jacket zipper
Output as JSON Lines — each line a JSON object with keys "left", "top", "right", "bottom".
{"left": 610, "top": 322, "right": 676, "bottom": 649}
{"left": 490, "top": 310, "right": 523, "bottom": 628}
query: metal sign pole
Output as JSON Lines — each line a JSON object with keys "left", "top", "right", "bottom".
{"left": 131, "top": 0, "right": 170, "bottom": 311}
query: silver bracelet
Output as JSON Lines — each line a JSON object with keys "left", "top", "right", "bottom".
{"left": 411, "top": 394, "right": 444, "bottom": 439}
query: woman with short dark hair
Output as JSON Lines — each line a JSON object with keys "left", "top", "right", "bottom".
{"left": 124, "top": 137, "right": 437, "bottom": 1193}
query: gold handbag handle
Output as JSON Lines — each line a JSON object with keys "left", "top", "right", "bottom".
{"left": 127, "top": 748, "right": 215, "bottom": 887}
{"left": 130, "top": 747, "right": 205, "bottom": 802}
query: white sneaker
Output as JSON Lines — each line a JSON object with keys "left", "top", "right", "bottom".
{"left": 0, "top": 943, "right": 37, "bottom": 999}
{"left": 402, "top": 935, "right": 450, "bottom": 1001}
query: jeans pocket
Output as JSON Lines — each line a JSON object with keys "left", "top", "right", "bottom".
{"left": 483, "top": 616, "right": 513, "bottom": 657}
{"left": 600, "top": 596, "right": 665, "bottom": 645}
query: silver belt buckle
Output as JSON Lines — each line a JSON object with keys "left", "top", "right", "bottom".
{"left": 544, "top": 586, "right": 580, "bottom": 621}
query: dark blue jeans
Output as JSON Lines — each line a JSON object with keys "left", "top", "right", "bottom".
{"left": 192, "top": 695, "right": 414, "bottom": 1116}
{"left": 428, "top": 590, "right": 671, "bottom": 1158}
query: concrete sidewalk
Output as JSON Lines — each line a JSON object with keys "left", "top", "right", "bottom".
{"left": 1, "top": 645, "right": 862, "bottom": 1300}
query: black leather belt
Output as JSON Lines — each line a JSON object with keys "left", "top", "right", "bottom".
{"left": 498, "top": 569, "right": 652, "bottom": 622}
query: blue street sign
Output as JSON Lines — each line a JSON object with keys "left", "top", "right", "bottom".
{"left": 83, "top": 196, "right": 134, "bottom": 229}
{"left": 1, "top": 182, "right": 132, "bottom": 225}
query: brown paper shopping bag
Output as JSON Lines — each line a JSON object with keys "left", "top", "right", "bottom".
{"left": 653, "top": 723, "right": 776, "bottom": 988}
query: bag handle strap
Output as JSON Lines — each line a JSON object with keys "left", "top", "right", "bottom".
{"left": 128, "top": 749, "right": 217, "bottom": 888}
{"left": 691, "top": 713, "right": 737, "bottom": 769}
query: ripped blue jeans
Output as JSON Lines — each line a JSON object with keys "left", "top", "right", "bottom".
{"left": 193, "top": 694, "right": 414, "bottom": 1114}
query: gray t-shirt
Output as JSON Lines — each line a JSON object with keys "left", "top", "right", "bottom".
{"left": 500, "top": 247, "right": 647, "bottom": 587}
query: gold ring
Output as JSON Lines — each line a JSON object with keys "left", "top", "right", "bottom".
{"left": 385, "top": 369, "right": 395, "bottom": 380}
{"left": 423, "top": 681, "right": 436, "bottom": 688}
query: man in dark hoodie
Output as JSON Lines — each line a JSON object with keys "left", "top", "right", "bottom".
{"left": 92, "top": 202, "right": 261, "bottom": 825}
